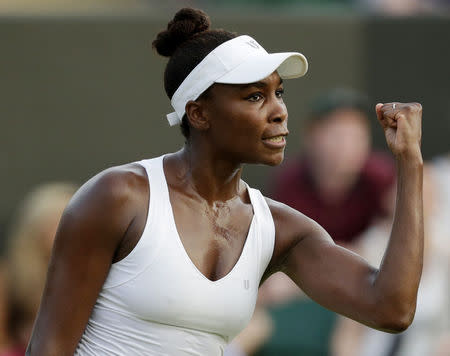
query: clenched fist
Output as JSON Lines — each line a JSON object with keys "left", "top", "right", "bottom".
{"left": 376, "top": 102, "right": 422, "bottom": 159}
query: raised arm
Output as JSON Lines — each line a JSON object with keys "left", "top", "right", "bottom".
{"left": 267, "top": 102, "right": 423, "bottom": 333}
{"left": 26, "top": 164, "right": 148, "bottom": 355}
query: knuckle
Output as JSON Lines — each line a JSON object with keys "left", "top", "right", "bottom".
{"left": 407, "top": 102, "right": 422, "bottom": 113}
{"left": 397, "top": 112, "right": 407, "bottom": 120}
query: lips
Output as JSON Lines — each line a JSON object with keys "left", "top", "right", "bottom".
{"left": 262, "top": 134, "right": 287, "bottom": 148}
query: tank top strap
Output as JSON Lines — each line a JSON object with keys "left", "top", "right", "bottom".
{"left": 138, "top": 155, "right": 168, "bottom": 204}
{"left": 101, "top": 155, "right": 168, "bottom": 289}
{"left": 245, "top": 184, "right": 275, "bottom": 280}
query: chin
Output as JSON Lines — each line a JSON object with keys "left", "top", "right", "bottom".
{"left": 239, "top": 148, "right": 285, "bottom": 166}
{"left": 261, "top": 152, "right": 285, "bottom": 166}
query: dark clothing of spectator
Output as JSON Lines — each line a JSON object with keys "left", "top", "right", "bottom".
{"left": 270, "top": 152, "right": 395, "bottom": 244}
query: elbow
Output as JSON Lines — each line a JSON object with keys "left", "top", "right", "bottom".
{"left": 377, "top": 312, "right": 414, "bottom": 333}
{"left": 373, "top": 300, "right": 416, "bottom": 333}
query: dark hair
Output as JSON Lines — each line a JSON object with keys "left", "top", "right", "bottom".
{"left": 308, "top": 88, "right": 371, "bottom": 123}
{"left": 152, "top": 8, "right": 237, "bottom": 138}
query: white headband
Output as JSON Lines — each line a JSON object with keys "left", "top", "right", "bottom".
{"left": 166, "top": 35, "right": 308, "bottom": 126}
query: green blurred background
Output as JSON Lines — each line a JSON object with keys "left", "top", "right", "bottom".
{"left": 1, "top": 0, "right": 449, "bottom": 230}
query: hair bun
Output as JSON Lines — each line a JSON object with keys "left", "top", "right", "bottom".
{"left": 153, "top": 8, "right": 211, "bottom": 57}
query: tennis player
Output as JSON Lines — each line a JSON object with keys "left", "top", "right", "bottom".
{"left": 26, "top": 8, "right": 423, "bottom": 356}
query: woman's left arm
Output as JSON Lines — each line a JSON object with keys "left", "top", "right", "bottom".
{"left": 268, "top": 102, "right": 423, "bottom": 333}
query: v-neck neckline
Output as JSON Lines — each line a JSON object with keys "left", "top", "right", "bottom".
{"left": 160, "top": 155, "right": 256, "bottom": 284}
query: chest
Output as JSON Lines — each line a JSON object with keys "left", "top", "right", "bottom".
{"left": 99, "top": 160, "right": 276, "bottom": 340}
{"left": 102, "top": 191, "right": 261, "bottom": 340}
{"left": 169, "top": 190, "right": 254, "bottom": 282}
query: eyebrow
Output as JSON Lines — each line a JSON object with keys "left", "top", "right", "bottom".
{"left": 231, "top": 77, "right": 284, "bottom": 90}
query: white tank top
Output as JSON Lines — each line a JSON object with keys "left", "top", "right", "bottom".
{"left": 75, "top": 155, "right": 275, "bottom": 356}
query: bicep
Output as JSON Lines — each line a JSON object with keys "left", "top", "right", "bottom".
{"left": 285, "top": 223, "right": 377, "bottom": 317}
{"left": 28, "top": 173, "right": 136, "bottom": 355}
{"left": 270, "top": 201, "right": 380, "bottom": 327}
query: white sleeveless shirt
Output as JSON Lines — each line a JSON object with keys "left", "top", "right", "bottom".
{"left": 75, "top": 155, "right": 275, "bottom": 355}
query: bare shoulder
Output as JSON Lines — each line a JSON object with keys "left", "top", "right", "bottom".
{"left": 264, "top": 196, "right": 317, "bottom": 244}
{"left": 57, "top": 161, "right": 150, "bottom": 256}
{"left": 71, "top": 162, "right": 148, "bottom": 211}
{"left": 263, "top": 197, "right": 333, "bottom": 276}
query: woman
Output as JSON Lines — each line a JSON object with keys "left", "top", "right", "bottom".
{"left": 27, "top": 8, "right": 423, "bottom": 356}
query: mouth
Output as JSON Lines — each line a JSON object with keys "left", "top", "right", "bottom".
{"left": 262, "top": 135, "right": 287, "bottom": 148}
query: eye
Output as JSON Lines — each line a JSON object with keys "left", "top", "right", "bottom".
{"left": 275, "top": 88, "right": 285, "bottom": 98}
{"left": 246, "top": 93, "right": 264, "bottom": 102}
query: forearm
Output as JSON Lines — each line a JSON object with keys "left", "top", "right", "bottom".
{"left": 372, "top": 150, "right": 424, "bottom": 329}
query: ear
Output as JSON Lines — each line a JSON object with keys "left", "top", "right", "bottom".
{"left": 185, "top": 100, "right": 210, "bottom": 131}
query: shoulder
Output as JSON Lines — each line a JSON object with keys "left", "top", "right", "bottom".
{"left": 72, "top": 162, "right": 147, "bottom": 209}
{"left": 263, "top": 196, "right": 327, "bottom": 270}
{"left": 264, "top": 196, "right": 317, "bottom": 241}
{"left": 63, "top": 162, "right": 149, "bottom": 237}
{"left": 82, "top": 162, "right": 147, "bottom": 196}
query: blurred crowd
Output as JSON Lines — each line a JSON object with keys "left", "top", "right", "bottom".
{"left": 0, "top": 88, "right": 449, "bottom": 356}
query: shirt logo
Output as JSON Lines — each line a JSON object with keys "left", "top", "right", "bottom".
{"left": 244, "top": 279, "right": 250, "bottom": 290}
{"left": 246, "top": 40, "right": 260, "bottom": 49}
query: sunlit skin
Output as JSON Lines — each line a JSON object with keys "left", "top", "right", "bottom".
{"left": 195, "top": 71, "right": 289, "bottom": 167}
{"left": 26, "top": 65, "right": 423, "bottom": 354}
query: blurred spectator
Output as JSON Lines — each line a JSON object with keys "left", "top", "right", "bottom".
{"left": 331, "top": 164, "right": 450, "bottom": 356}
{"left": 270, "top": 87, "right": 395, "bottom": 247}
{"left": 3, "top": 183, "right": 77, "bottom": 354}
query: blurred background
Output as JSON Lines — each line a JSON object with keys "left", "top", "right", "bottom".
{"left": 1, "top": 0, "right": 450, "bottom": 355}
{"left": 1, "top": 0, "right": 450, "bottom": 230}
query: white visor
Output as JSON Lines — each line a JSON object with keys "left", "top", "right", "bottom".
{"left": 166, "top": 35, "right": 308, "bottom": 126}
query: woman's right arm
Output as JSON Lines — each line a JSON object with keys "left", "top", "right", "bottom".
{"left": 26, "top": 164, "right": 147, "bottom": 355}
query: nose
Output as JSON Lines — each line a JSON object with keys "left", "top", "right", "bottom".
{"left": 268, "top": 95, "right": 288, "bottom": 124}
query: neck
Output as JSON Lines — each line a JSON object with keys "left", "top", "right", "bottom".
{"left": 172, "top": 142, "right": 244, "bottom": 204}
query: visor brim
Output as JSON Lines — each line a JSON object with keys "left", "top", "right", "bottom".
{"left": 215, "top": 52, "right": 308, "bottom": 84}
